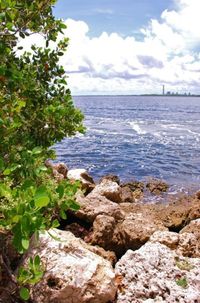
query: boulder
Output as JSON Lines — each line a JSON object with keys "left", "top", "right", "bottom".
{"left": 76, "top": 194, "right": 123, "bottom": 223}
{"left": 117, "top": 212, "right": 167, "bottom": 251}
{"left": 180, "top": 218, "right": 200, "bottom": 236}
{"left": 90, "top": 215, "right": 116, "bottom": 251}
{"left": 89, "top": 179, "right": 121, "bottom": 203}
{"left": 146, "top": 178, "right": 169, "bottom": 195}
{"left": 121, "top": 181, "right": 144, "bottom": 201}
{"left": 99, "top": 174, "right": 120, "bottom": 185}
{"left": 67, "top": 169, "right": 95, "bottom": 193}
{"left": 115, "top": 242, "right": 200, "bottom": 303}
{"left": 22, "top": 229, "right": 117, "bottom": 303}
{"left": 89, "top": 203, "right": 167, "bottom": 255}
{"left": 150, "top": 230, "right": 200, "bottom": 258}
{"left": 150, "top": 230, "right": 179, "bottom": 250}
{"left": 45, "top": 160, "right": 68, "bottom": 181}
{"left": 119, "top": 186, "right": 134, "bottom": 203}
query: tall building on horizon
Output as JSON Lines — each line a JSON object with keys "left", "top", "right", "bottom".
{"left": 162, "top": 85, "right": 165, "bottom": 95}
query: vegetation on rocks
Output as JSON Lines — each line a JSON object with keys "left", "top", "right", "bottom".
{"left": 0, "top": 0, "right": 84, "bottom": 300}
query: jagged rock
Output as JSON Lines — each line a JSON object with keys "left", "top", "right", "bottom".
{"left": 90, "top": 215, "right": 116, "bottom": 250}
{"left": 180, "top": 218, "right": 200, "bottom": 236}
{"left": 121, "top": 180, "right": 144, "bottom": 192}
{"left": 75, "top": 194, "right": 124, "bottom": 223}
{"left": 120, "top": 186, "right": 134, "bottom": 203}
{"left": 89, "top": 179, "right": 121, "bottom": 203}
{"left": 121, "top": 181, "right": 144, "bottom": 201}
{"left": 67, "top": 169, "right": 95, "bottom": 193}
{"left": 117, "top": 212, "right": 167, "bottom": 251}
{"left": 89, "top": 203, "right": 167, "bottom": 255}
{"left": 99, "top": 174, "right": 120, "bottom": 185}
{"left": 45, "top": 160, "right": 68, "bottom": 181}
{"left": 178, "top": 232, "right": 200, "bottom": 258}
{"left": 150, "top": 230, "right": 179, "bottom": 249}
{"left": 115, "top": 242, "right": 200, "bottom": 303}
{"left": 150, "top": 230, "right": 200, "bottom": 257}
{"left": 146, "top": 178, "right": 169, "bottom": 195}
{"left": 22, "top": 229, "right": 117, "bottom": 303}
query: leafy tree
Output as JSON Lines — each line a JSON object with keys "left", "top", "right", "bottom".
{"left": 0, "top": 0, "right": 84, "bottom": 300}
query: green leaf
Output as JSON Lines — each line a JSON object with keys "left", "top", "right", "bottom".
{"left": 34, "top": 255, "right": 41, "bottom": 267}
{"left": 22, "top": 238, "right": 29, "bottom": 250}
{"left": 60, "top": 23, "right": 67, "bottom": 29}
{"left": 32, "top": 147, "right": 43, "bottom": 155}
{"left": 3, "top": 168, "right": 11, "bottom": 175}
{"left": 60, "top": 209, "right": 67, "bottom": 220}
{"left": 34, "top": 195, "right": 49, "bottom": 208}
{"left": 52, "top": 219, "right": 60, "bottom": 228}
{"left": 19, "top": 287, "right": 30, "bottom": 301}
{"left": 69, "top": 201, "right": 80, "bottom": 211}
{"left": 56, "top": 184, "right": 64, "bottom": 199}
{"left": 34, "top": 186, "right": 50, "bottom": 208}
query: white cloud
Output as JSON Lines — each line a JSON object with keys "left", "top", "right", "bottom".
{"left": 17, "top": 0, "right": 200, "bottom": 94}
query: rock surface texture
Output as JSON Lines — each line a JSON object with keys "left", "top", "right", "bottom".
{"left": 115, "top": 242, "right": 200, "bottom": 303}
{"left": 24, "top": 229, "right": 117, "bottom": 303}
{"left": 67, "top": 169, "right": 95, "bottom": 193}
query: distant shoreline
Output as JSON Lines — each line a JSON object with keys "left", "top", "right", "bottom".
{"left": 73, "top": 94, "right": 200, "bottom": 97}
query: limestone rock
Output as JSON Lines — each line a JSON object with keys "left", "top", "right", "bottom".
{"left": 99, "top": 174, "right": 120, "bottom": 185}
{"left": 89, "top": 179, "right": 121, "bottom": 203}
{"left": 118, "top": 213, "right": 167, "bottom": 250}
{"left": 150, "top": 230, "right": 179, "bottom": 249}
{"left": 45, "top": 160, "right": 68, "bottom": 181}
{"left": 178, "top": 232, "right": 200, "bottom": 258}
{"left": 76, "top": 194, "right": 123, "bottom": 223}
{"left": 23, "top": 229, "right": 117, "bottom": 303}
{"left": 146, "top": 178, "right": 169, "bottom": 195}
{"left": 121, "top": 181, "right": 144, "bottom": 201}
{"left": 115, "top": 242, "right": 200, "bottom": 303}
{"left": 120, "top": 186, "right": 134, "bottom": 203}
{"left": 90, "top": 215, "right": 116, "bottom": 250}
{"left": 150, "top": 230, "right": 200, "bottom": 258}
{"left": 180, "top": 218, "right": 200, "bottom": 236}
{"left": 67, "top": 169, "right": 95, "bottom": 193}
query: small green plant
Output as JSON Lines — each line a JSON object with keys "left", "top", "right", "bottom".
{"left": 17, "top": 255, "right": 44, "bottom": 301}
{"left": 176, "top": 277, "right": 188, "bottom": 288}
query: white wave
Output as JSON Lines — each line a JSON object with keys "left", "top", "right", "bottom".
{"left": 129, "top": 122, "right": 147, "bottom": 135}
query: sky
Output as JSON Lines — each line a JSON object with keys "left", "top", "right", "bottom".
{"left": 20, "top": 0, "right": 200, "bottom": 95}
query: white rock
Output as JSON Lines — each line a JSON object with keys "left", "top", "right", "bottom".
{"left": 115, "top": 242, "right": 200, "bottom": 303}
{"left": 23, "top": 229, "right": 117, "bottom": 303}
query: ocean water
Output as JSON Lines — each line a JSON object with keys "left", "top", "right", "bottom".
{"left": 54, "top": 95, "right": 200, "bottom": 192}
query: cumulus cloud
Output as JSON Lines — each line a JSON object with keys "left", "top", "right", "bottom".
{"left": 17, "top": 0, "right": 200, "bottom": 94}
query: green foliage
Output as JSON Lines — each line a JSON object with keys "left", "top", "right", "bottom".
{"left": 18, "top": 255, "right": 44, "bottom": 300}
{"left": 0, "top": 0, "right": 84, "bottom": 300}
{"left": 0, "top": 0, "right": 85, "bottom": 182}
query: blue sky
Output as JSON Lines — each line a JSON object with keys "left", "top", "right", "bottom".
{"left": 20, "top": 1, "right": 200, "bottom": 95}
{"left": 53, "top": 0, "right": 174, "bottom": 38}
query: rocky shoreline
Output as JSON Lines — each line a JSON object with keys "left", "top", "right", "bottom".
{"left": 2, "top": 162, "right": 200, "bottom": 302}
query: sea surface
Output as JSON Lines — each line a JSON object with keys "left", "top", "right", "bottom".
{"left": 54, "top": 95, "right": 200, "bottom": 193}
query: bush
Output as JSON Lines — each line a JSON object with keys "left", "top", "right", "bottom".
{"left": 0, "top": 0, "right": 84, "bottom": 300}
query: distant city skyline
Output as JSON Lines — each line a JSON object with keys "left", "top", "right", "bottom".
{"left": 20, "top": 0, "right": 200, "bottom": 95}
